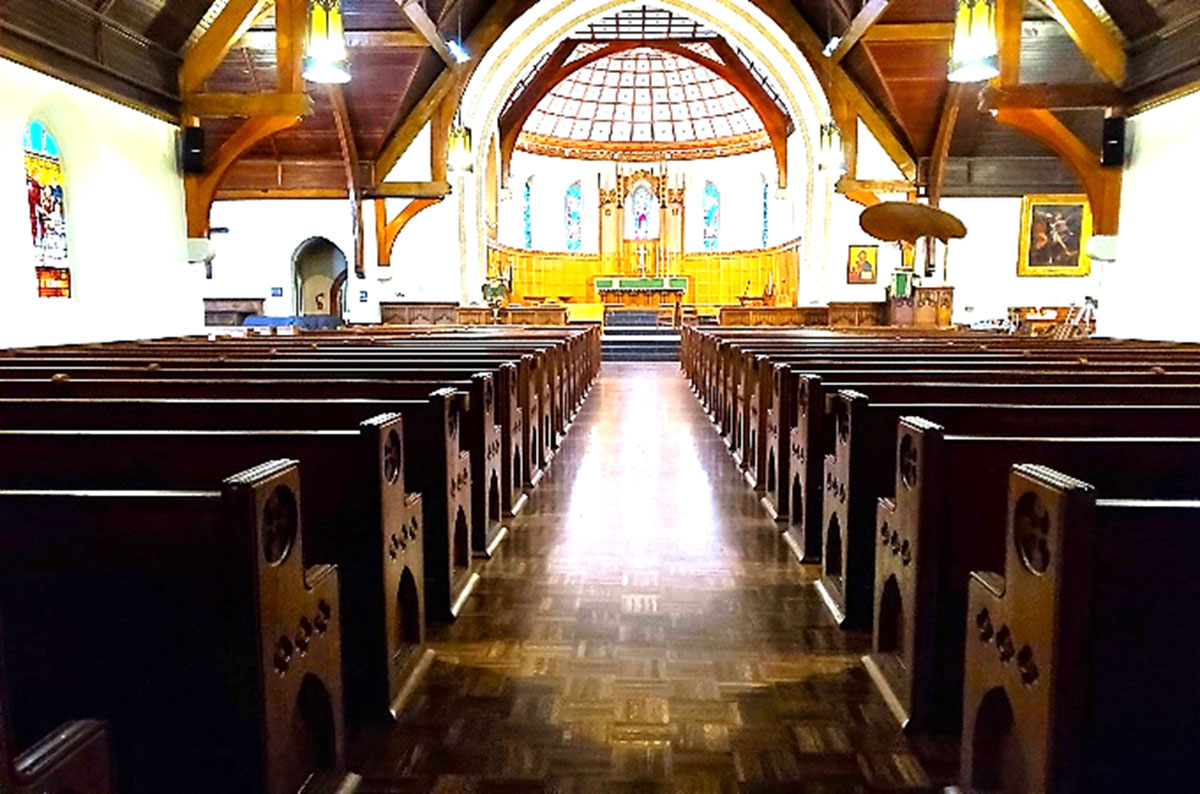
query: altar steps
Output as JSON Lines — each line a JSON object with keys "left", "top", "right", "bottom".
{"left": 602, "top": 328, "right": 681, "bottom": 361}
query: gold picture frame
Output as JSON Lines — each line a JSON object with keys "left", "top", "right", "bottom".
{"left": 847, "top": 245, "right": 878, "bottom": 284}
{"left": 1017, "top": 194, "right": 1092, "bottom": 277}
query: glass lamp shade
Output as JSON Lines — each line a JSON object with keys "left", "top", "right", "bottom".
{"left": 448, "top": 125, "right": 474, "bottom": 173}
{"left": 303, "top": 0, "right": 351, "bottom": 84}
{"left": 948, "top": 0, "right": 999, "bottom": 82}
{"left": 818, "top": 122, "right": 846, "bottom": 174}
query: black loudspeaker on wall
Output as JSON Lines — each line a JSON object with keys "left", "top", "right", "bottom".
{"left": 181, "top": 126, "right": 206, "bottom": 174}
{"left": 1102, "top": 116, "right": 1125, "bottom": 167}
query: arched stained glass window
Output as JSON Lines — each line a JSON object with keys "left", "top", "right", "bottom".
{"left": 703, "top": 181, "right": 720, "bottom": 251}
{"left": 631, "top": 185, "right": 653, "bottom": 240}
{"left": 565, "top": 181, "right": 583, "bottom": 252}
{"left": 24, "top": 120, "right": 71, "bottom": 297}
{"left": 762, "top": 178, "right": 770, "bottom": 249}
{"left": 523, "top": 177, "right": 533, "bottom": 250}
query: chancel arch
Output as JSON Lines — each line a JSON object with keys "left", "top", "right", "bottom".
{"left": 460, "top": 0, "right": 837, "bottom": 314}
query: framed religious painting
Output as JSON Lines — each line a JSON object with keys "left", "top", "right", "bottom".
{"left": 847, "top": 245, "right": 878, "bottom": 284}
{"left": 1017, "top": 194, "right": 1092, "bottom": 277}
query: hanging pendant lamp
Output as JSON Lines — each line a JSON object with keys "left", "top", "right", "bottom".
{"left": 303, "top": 0, "right": 351, "bottom": 84}
{"left": 948, "top": 0, "right": 1000, "bottom": 83}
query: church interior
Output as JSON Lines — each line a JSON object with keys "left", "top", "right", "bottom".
{"left": 1, "top": 1, "right": 1199, "bottom": 792}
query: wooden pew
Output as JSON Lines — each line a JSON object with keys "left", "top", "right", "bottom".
{"left": 0, "top": 412, "right": 433, "bottom": 724}
{"left": 821, "top": 398, "right": 1200, "bottom": 629}
{"left": 0, "top": 357, "right": 531, "bottom": 501}
{"left": 865, "top": 423, "right": 1200, "bottom": 733}
{"left": 0, "top": 460, "right": 355, "bottom": 794}
{"left": 961, "top": 464, "right": 1200, "bottom": 793}
{"left": 786, "top": 378, "right": 1200, "bottom": 564}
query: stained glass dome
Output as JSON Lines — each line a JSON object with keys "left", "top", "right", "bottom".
{"left": 517, "top": 47, "right": 771, "bottom": 161}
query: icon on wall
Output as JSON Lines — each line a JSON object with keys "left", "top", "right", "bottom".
{"left": 271, "top": 287, "right": 283, "bottom": 297}
{"left": 359, "top": 291, "right": 369, "bottom": 303}
{"left": 847, "top": 245, "right": 878, "bottom": 284}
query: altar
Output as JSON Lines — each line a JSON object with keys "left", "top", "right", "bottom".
{"left": 595, "top": 276, "right": 688, "bottom": 307}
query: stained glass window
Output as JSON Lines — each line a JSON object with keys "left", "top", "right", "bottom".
{"left": 631, "top": 185, "right": 653, "bottom": 240}
{"left": 703, "top": 181, "right": 720, "bottom": 251}
{"left": 24, "top": 120, "right": 70, "bottom": 297}
{"left": 523, "top": 177, "right": 533, "bottom": 250}
{"left": 565, "top": 181, "right": 583, "bottom": 252}
{"left": 762, "top": 179, "right": 769, "bottom": 248}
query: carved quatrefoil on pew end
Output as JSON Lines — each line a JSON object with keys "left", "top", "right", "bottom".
{"left": 1014, "top": 491, "right": 1052, "bottom": 575}
{"left": 262, "top": 485, "right": 299, "bottom": 565}
{"left": 899, "top": 435, "right": 919, "bottom": 490}
{"left": 383, "top": 430, "right": 402, "bottom": 485}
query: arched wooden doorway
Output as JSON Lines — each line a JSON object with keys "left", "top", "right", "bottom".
{"left": 292, "top": 237, "right": 347, "bottom": 318}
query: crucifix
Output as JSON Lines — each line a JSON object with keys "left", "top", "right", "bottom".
{"left": 636, "top": 245, "right": 648, "bottom": 277}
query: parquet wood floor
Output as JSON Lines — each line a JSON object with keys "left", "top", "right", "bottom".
{"left": 352, "top": 363, "right": 957, "bottom": 793}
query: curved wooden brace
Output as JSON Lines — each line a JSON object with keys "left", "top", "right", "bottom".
{"left": 185, "top": 114, "right": 301, "bottom": 237}
{"left": 376, "top": 197, "right": 443, "bottom": 266}
{"left": 994, "top": 108, "right": 1121, "bottom": 234}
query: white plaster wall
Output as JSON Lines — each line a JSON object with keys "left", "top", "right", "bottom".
{"left": 208, "top": 198, "right": 389, "bottom": 323}
{"left": 1098, "top": 90, "right": 1200, "bottom": 341}
{"left": 0, "top": 56, "right": 202, "bottom": 348}
{"left": 504, "top": 152, "right": 605, "bottom": 252}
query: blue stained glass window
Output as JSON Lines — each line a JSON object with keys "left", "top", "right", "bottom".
{"left": 523, "top": 177, "right": 533, "bottom": 250}
{"left": 631, "top": 185, "right": 653, "bottom": 239}
{"left": 565, "top": 181, "right": 583, "bottom": 252}
{"left": 762, "top": 179, "right": 769, "bottom": 248}
{"left": 703, "top": 181, "right": 720, "bottom": 251}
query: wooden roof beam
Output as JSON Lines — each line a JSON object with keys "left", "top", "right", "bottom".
{"left": 329, "top": 84, "right": 365, "bottom": 276}
{"left": 980, "top": 82, "right": 1125, "bottom": 110}
{"left": 235, "top": 29, "right": 430, "bottom": 50}
{"left": 1040, "top": 0, "right": 1127, "bottom": 84}
{"left": 183, "top": 92, "right": 313, "bottom": 118}
{"left": 180, "top": 0, "right": 272, "bottom": 94}
{"left": 863, "top": 23, "right": 954, "bottom": 42}
{"left": 369, "top": 181, "right": 453, "bottom": 198}
{"left": 996, "top": 0, "right": 1023, "bottom": 86}
{"left": 928, "top": 84, "right": 965, "bottom": 207}
{"left": 830, "top": 0, "right": 896, "bottom": 64}
{"left": 376, "top": 197, "right": 443, "bottom": 266}
{"left": 397, "top": 0, "right": 458, "bottom": 67}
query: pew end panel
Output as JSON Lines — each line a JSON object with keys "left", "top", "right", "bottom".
{"left": 407, "top": 389, "right": 476, "bottom": 620}
{"left": 0, "top": 460, "right": 347, "bottom": 794}
{"left": 962, "top": 465, "right": 1200, "bottom": 793}
{"left": 865, "top": 417, "right": 947, "bottom": 733}
{"left": 350, "top": 414, "right": 427, "bottom": 723}
{"left": 784, "top": 375, "right": 826, "bottom": 564}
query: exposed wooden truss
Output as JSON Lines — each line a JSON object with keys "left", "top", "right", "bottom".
{"left": 928, "top": 84, "right": 966, "bottom": 207}
{"left": 235, "top": 30, "right": 430, "bottom": 50}
{"left": 863, "top": 23, "right": 954, "bottom": 43}
{"left": 182, "top": 92, "right": 313, "bottom": 118}
{"left": 374, "top": 0, "right": 533, "bottom": 182}
{"left": 979, "top": 83, "right": 1125, "bottom": 111}
{"left": 328, "top": 85, "right": 365, "bottom": 277}
{"left": 375, "top": 197, "right": 443, "bottom": 266}
{"left": 994, "top": 108, "right": 1121, "bottom": 234}
{"left": 179, "top": 0, "right": 272, "bottom": 95}
{"left": 830, "top": 0, "right": 895, "bottom": 64}
{"left": 398, "top": 0, "right": 458, "bottom": 67}
{"left": 1040, "top": 0, "right": 1127, "bottom": 85}
{"left": 368, "top": 181, "right": 453, "bottom": 198}
{"left": 182, "top": 0, "right": 308, "bottom": 236}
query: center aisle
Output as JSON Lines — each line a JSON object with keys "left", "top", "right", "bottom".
{"left": 357, "top": 362, "right": 944, "bottom": 792}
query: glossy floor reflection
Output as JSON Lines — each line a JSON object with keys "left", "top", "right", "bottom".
{"left": 356, "top": 362, "right": 951, "bottom": 792}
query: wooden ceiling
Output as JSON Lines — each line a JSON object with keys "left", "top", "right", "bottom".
{"left": 0, "top": 0, "right": 1197, "bottom": 208}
